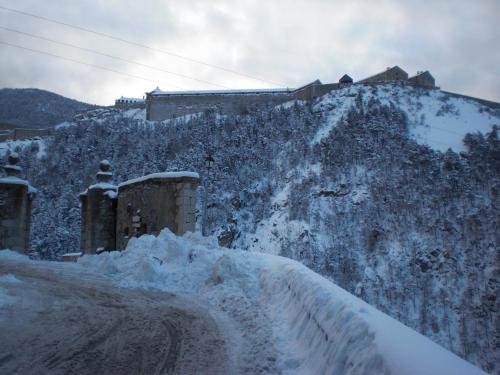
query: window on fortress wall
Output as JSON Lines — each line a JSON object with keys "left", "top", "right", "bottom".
{"left": 124, "top": 227, "right": 129, "bottom": 238}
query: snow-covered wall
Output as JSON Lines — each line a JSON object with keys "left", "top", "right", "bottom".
{"left": 260, "top": 258, "right": 486, "bottom": 375}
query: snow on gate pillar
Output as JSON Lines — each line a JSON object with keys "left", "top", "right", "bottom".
{"left": 0, "top": 153, "right": 36, "bottom": 253}
{"left": 79, "top": 160, "right": 117, "bottom": 254}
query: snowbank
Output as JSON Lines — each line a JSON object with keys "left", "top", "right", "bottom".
{"left": 0, "top": 176, "right": 37, "bottom": 193}
{"left": 0, "top": 267, "right": 23, "bottom": 308}
{"left": 75, "top": 230, "right": 485, "bottom": 375}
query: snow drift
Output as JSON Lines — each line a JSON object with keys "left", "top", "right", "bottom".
{"left": 75, "top": 230, "right": 485, "bottom": 375}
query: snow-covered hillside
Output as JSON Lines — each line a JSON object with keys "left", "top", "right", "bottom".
{"left": 312, "top": 84, "right": 499, "bottom": 152}
{"left": 0, "top": 230, "right": 487, "bottom": 374}
{"left": 3, "top": 82, "right": 499, "bottom": 373}
{"left": 0, "top": 138, "right": 46, "bottom": 158}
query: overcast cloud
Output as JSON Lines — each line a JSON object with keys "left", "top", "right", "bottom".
{"left": 0, "top": 0, "right": 499, "bottom": 105}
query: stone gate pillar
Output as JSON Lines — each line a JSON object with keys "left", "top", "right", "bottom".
{"left": 79, "top": 160, "right": 117, "bottom": 254}
{"left": 0, "top": 153, "right": 36, "bottom": 253}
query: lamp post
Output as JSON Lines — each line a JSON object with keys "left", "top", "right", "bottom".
{"left": 202, "top": 154, "right": 214, "bottom": 236}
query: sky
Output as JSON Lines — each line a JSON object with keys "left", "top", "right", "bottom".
{"left": 0, "top": 0, "right": 499, "bottom": 105}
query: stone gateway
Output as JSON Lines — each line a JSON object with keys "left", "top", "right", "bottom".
{"left": 79, "top": 161, "right": 199, "bottom": 254}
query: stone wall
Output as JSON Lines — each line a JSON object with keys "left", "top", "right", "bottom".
{"left": 116, "top": 173, "right": 198, "bottom": 249}
{"left": 13, "top": 128, "right": 53, "bottom": 140}
{"left": 359, "top": 66, "right": 409, "bottom": 83}
{"left": 145, "top": 82, "right": 352, "bottom": 121}
{"left": 0, "top": 128, "right": 53, "bottom": 142}
{"left": 79, "top": 161, "right": 117, "bottom": 254}
{"left": 0, "top": 183, "right": 32, "bottom": 252}
{"left": 293, "top": 83, "right": 341, "bottom": 100}
{"left": 0, "top": 131, "right": 11, "bottom": 142}
{"left": 0, "top": 154, "right": 35, "bottom": 253}
{"left": 80, "top": 163, "right": 199, "bottom": 252}
{"left": 408, "top": 71, "right": 435, "bottom": 88}
{"left": 115, "top": 102, "right": 146, "bottom": 110}
{"left": 146, "top": 91, "right": 293, "bottom": 121}
{"left": 79, "top": 187, "right": 117, "bottom": 254}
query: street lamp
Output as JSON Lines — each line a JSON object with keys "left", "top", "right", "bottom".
{"left": 202, "top": 154, "right": 214, "bottom": 236}
{"left": 205, "top": 154, "right": 214, "bottom": 169}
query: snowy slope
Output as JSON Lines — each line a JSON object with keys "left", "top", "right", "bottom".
{"left": 312, "top": 83, "right": 499, "bottom": 152}
{"left": 70, "top": 230, "right": 485, "bottom": 374}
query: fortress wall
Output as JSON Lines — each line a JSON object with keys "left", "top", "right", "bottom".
{"left": 147, "top": 92, "right": 292, "bottom": 120}
{"left": 0, "top": 131, "right": 13, "bottom": 142}
{"left": 441, "top": 91, "right": 500, "bottom": 110}
{"left": 12, "top": 128, "right": 53, "bottom": 140}
{"left": 360, "top": 68, "right": 408, "bottom": 83}
{"left": 294, "top": 83, "right": 342, "bottom": 100}
{"left": 408, "top": 73, "right": 435, "bottom": 88}
{"left": 293, "top": 85, "right": 316, "bottom": 101}
{"left": 0, "top": 128, "right": 53, "bottom": 142}
{"left": 115, "top": 102, "right": 145, "bottom": 110}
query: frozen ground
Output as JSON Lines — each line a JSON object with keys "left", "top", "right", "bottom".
{"left": 0, "top": 230, "right": 486, "bottom": 374}
{"left": 0, "top": 254, "right": 233, "bottom": 375}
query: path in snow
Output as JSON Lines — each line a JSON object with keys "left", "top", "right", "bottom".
{"left": 0, "top": 259, "right": 231, "bottom": 375}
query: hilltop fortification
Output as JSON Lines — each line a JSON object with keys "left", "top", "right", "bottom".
{"left": 144, "top": 66, "right": 437, "bottom": 121}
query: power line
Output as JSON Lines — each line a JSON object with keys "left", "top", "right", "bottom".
{"left": 0, "top": 40, "right": 185, "bottom": 90}
{"left": 0, "top": 4, "right": 286, "bottom": 87}
{"left": 0, "top": 26, "right": 231, "bottom": 89}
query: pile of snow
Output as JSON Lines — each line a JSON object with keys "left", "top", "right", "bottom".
{"left": 0, "top": 273, "right": 22, "bottom": 308}
{"left": 75, "top": 229, "right": 485, "bottom": 375}
{"left": 0, "top": 176, "right": 37, "bottom": 193}
{"left": 118, "top": 171, "right": 199, "bottom": 189}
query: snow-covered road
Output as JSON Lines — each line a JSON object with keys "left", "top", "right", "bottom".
{"left": 0, "top": 259, "right": 232, "bottom": 375}
{"left": 0, "top": 229, "right": 487, "bottom": 374}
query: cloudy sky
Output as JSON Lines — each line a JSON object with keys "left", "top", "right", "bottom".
{"left": 0, "top": 0, "right": 499, "bottom": 105}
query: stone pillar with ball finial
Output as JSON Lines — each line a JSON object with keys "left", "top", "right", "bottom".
{"left": 79, "top": 160, "right": 117, "bottom": 254}
{"left": 0, "top": 153, "right": 37, "bottom": 253}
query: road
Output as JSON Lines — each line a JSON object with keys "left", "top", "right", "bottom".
{"left": 0, "top": 260, "right": 232, "bottom": 375}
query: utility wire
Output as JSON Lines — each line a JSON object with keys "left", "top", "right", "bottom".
{"left": 0, "top": 41, "right": 185, "bottom": 90}
{"left": 0, "top": 26, "right": 231, "bottom": 89}
{"left": 0, "top": 4, "right": 286, "bottom": 87}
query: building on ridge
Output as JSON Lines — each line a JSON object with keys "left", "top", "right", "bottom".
{"left": 115, "top": 96, "right": 146, "bottom": 109}
{"left": 408, "top": 71, "right": 436, "bottom": 88}
{"left": 339, "top": 74, "right": 353, "bottom": 84}
{"left": 359, "top": 66, "right": 409, "bottom": 83}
